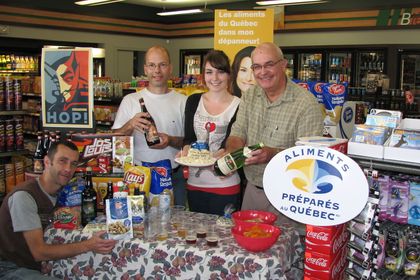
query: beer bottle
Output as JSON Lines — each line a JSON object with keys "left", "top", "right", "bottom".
{"left": 33, "top": 132, "right": 44, "bottom": 173}
{"left": 103, "top": 181, "right": 113, "bottom": 216}
{"left": 81, "top": 167, "right": 97, "bottom": 226}
{"left": 42, "top": 130, "right": 50, "bottom": 157}
{"left": 139, "top": 97, "right": 160, "bottom": 146}
{"left": 213, "top": 143, "right": 264, "bottom": 176}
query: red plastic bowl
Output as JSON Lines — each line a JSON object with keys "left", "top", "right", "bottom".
{"left": 231, "top": 223, "right": 281, "bottom": 252}
{"left": 232, "top": 210, "right": 277, "bottom": 226}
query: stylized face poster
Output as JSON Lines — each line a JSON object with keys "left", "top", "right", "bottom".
{"left": 41, "top": 48, "right": 93, "bottom": 129}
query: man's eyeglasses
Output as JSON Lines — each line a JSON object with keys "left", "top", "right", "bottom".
{"left": 146, "top": 62, "right": 169, "bottom": 70}
{"left": 251, "top": 59, "right": 283, "bottom": 72}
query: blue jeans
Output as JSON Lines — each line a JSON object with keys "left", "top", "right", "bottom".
{"left": 172, "top": 166, "right": 186, "bottom": 207}
{"left": 0, "top": 261, "right": 59, "bottom": 280}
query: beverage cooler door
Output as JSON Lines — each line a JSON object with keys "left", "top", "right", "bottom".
{"left": 283, "top": 53, "right": 296, "bottom": 79}
{"left": 355, "top": 51, "right": 385, "bottom": 87}
{"left": 326, "top": 52, "right": 352, "bottom": 84}
{"left": 399, "top": 52, "right": 420, "bottom": 95}
{"left": 180, "top": 49, "right": 210, "bottom": 75}
{"left": 297, "top": 53, "right": 322, "bottom": 82}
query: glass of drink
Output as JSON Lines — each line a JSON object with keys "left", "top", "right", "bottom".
{"left": 177, "top": 219, "right": 188, "bottom": 238}
{"left": 156, "top": 221, "right": 169, "bottom": 241}
{"left": 196, "top": 221, "right": 207, "bottom": 239}
{"left": 206, "top": 225, "right": 219, "bottom": 247}
{"left": 185, "top": 224, "right": 197, "bottom": 245}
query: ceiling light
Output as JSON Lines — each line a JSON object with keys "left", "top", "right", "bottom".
{"left": 157, "top": 8, "right": 211, "bottom": 16}
{"left": 75, "top": 0, "right": 124, "bottom": 6}
{"left": 256, "top": 0, "right": 326, "bottom": 6}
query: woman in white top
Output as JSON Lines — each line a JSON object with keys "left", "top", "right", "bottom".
{"left": 181, "top": 50, "right": 241, "bottom": 216}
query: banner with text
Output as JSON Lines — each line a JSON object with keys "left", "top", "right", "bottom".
{"left": 214, "top": 9, "right": 274, "bottom": 62}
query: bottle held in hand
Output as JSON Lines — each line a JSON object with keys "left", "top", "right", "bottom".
{"left": 214, "top": 143, "right": 264, "bottom": 176}
{"left": 139, "top": 97, "right": 160, "bottom": 147}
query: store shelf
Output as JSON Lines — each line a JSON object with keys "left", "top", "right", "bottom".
{"left": 96, "top": 121, "right": 113, "bottom": 126}
{"left": 23, "top": 93, "right": 41, "bottom": 98}
{"left": 0, "top": 70, "right": 38, "bottom": 74}
{"left": 26, "top": 112, "right": 40, "bottom": 117}
{"left": 0, "top": 110, "right": 27, "bottom": 116}
{"left": 350, "top": 155, "right": 420, "bottom": 176}
{"left": 0, "top": 150, "right": 30, "bottom": 158}
{"left": 94, "top": 97, "right": 123, "bottom": 103}
{"left": 24, "top": 130, "right": 38, "bottom": 136}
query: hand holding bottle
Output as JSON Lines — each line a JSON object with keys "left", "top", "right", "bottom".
{"left": 243, "top": 146, "right": 281, "bottom": 165}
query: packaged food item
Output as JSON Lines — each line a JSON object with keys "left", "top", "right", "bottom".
{"left": 112, "top": 136, "right": 133, "bottom": 173}
{"left": 321, "top": 82, "right": 347, "bottom": 126}
{"left": 142, "top": 159, "right": 173, "bottom": 207}
{"left": 388, "top": 129, "right": 420, "bottom": 150}
{"left": 71, "top": 133, "right": 117, "bottom": 173}
{"left": 123, "top": 165, "right": 151, "bottom": 195}
{"left": 92, "top": 176, "right": 123, "bottom": 212}
{"left": 54, "top": 176, "right": 85, "bottom": 229}
{"left": 106, "top": 197, "right": 133, "bottom": 240}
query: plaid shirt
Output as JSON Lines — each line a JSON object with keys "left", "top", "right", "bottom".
{"left": 230, "top": 77, "right": 324, "bottom": 187}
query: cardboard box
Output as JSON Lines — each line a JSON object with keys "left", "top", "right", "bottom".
{"left": 348, "top": 141, "right": 384, "bottom": 159}
{"left": 306, "top": 226, "right": 349, "bottom": 256}
{"left": 383, "top": 118, "right": 420, "bottom": 164}
{"left": 112, "top": 136, "right": 134, "bottom": 173}
{"left": 304, "top": 245, "right": 348, "bottom": 280}
{"left": 93, "top": 175, "right": 124, "bottom": 212}
{"left": 72, "top": 133, "right": 120, "bottom": 173}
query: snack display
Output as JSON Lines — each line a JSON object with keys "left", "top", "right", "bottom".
{"left": 112, "top": 136, "right": 134, "bottom": 173}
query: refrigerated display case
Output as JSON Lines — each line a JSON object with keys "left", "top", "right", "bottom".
{"left": 180, "top": 49, "right": 210, "bottom": 75}
{"left": 354, "top": 50, "right": 386, "bottom": 87}
{"left": 284, "top": 53, "right": 295, "bottom": 79}
{"left": 326, "top": 52, "right": 352, "bottom": 84}
{"left": 297, "top": 52, "right": 323, "bottom": 82}
{"left": 399, "top": 51, "right": 420, "bottom": 95}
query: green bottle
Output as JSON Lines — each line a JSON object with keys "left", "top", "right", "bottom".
{"left": 214, "top": 143, "right": 264, "bottom": 176}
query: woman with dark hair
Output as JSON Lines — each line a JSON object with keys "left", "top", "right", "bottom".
{"left": 180, "top": 50, "right": 241, "bottom": 215}
{"left": 231, "top": 46, "right": 256, "bottom": 97}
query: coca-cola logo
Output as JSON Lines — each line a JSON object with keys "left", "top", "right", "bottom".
{"left": 332, "top": 250, "right": 348, "bottom": 278}
{"left": 124, "top": 172, "right": 145, "bottom": 184}
{"left": 328, "top": 84, "right": 345, "bottom": 95}
{"left": 306, "top": 257, "right": 328, "bottom": 267}
{"left": 307, "top": 231, "right": 329, "bottom": 241}
{"left": 333, "top": 230, "right": 349, "bottom": 253}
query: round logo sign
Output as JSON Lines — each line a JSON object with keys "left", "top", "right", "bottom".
{"left": 263, "top": 146, "right": 368, "bottom": 226}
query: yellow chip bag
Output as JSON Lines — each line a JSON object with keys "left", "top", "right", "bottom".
{"left": 123, "top": 166, "right": 151, "bottom": 196}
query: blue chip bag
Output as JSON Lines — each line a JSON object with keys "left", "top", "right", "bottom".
{"left": 56, "top": 176, "right": 85, "bottom": 207}
{"left": 142, "top": 159, "right": 173, "bottom": 206}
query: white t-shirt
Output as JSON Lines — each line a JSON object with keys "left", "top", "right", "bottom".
{"left": 112, "top": 88, "right": 187, "bottom": 167}
{"left": 188, "top": 96, "right": 241, "bottom": 188}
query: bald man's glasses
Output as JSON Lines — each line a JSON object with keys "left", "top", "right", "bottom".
{"left": 251, "top": 59, "right": 283, "bottom": 72}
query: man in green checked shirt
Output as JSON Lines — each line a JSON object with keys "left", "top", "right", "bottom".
{"left": 225, "top": 42, "right": 324, "bottom": 235}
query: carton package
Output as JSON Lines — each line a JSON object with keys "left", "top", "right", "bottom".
{"left": 296, "top": 136, "right": 348, "bottom": 154}
{"left": 71, "top": 133, "right": 118, "bottom": 173}
{"left": 112, "top": 136, "right": 134, "bottom": 173}
{"left": 304, "top": 245, "right": 348, "bottom": 280}
{"left": 92, "top": 175, "right": 124, "bottom": 212}
{"left": 306, "top": 225, "right": 349, "bottom": 256}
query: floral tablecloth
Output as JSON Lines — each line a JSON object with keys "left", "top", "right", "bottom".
{"left": 42, "top": 212, "right": 303, "bottom": 280}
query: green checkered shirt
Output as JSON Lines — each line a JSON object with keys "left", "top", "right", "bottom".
{"left": 230, "top": 77, "right": 324, "bottom": 187}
